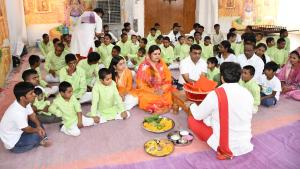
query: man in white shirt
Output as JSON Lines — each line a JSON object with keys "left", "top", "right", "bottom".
{"left": 237, "top": 43, "right": 264, "bottom": 82}
{"left": 71, "top": 8, "right": 103, "bottom": 59}
{"left": 168, "top": 23, "right": 181, "bottom": 46}
{"left": 0, "top": 82, "right": 51, "bottom": 153}
{"left": 186, "top": 62, "right": 254, "bottom": 159}
{"left": 212, "top": 24, "right": 224, "bottom": 46}
{"left": 124, "top": 22, "right": 136, "bottom": 36}
{"left": 179, "top": 44, "right": 207, "bottom": 85}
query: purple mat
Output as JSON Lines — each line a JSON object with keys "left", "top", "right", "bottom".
{"left": 92, "top": 121, "right": 300, "bottom": 169}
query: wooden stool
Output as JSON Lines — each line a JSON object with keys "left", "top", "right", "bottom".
{"left": 172, "top": 90, "right": 191, "bottom": 115}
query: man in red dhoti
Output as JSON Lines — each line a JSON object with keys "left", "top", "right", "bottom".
{"left": 186, "top": 62, "right": 254, "bottom": 160}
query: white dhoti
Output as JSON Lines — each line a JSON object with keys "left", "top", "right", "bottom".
{"left": 45, "top": 74, "right": 60, "bottom": 83}
{"left": 60, "top": 115, "right": 95, "bottom": 137}
{"left": 79, "top": 92, "right": 92, "bottom": 104}
{"left": 96, "top": 111, "right": 131, "bottom": 124}
{"left": 168, "top": 62, "right": 180, "bottom": 70}
{"left": 44, "top": 86, "right": 59, "bottom": 96}
{"left": 124, "top": 94, "right": 138, "bottom": 110}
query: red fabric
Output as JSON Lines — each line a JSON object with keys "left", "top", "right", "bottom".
{"left": 76, "top": 48, "right": 93, "bottom": 61}
{"left": 215, "top": 87, "right": 233, "bottom": 160}
{"left": 188, "top": 116, "right": 212, "bottom": 142}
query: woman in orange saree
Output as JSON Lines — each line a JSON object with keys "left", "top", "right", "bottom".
{"left": 135, "top": 45, "right": 174, "bottom": 114}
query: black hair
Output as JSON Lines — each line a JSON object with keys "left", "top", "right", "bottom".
{"left": 65, "top": 53, "right": 77, "bottom": 64}
{"left": 243, "top": 65, "right": 255, "bottom": 76}
{"left": 108, "top": 56, "right": 125, "bottom": 81}
{"left": 124, "top": 22, "right": 130, "bottom": 28}
{"left": 194, "top": 31, "right": 201, "bottom": 36}
{"left": 141, "top": 38, "right": 148, "bottom": 44}
{"left": 199, "top": 25, "right": 204, "bottom": 29}
{"left": 266, "top": 37, "right": 274, "bottom": 44}
{"left": 93, "top": 8, "right": 104, "bottom": 15}
{"left": 28, "top": 55, "right": 40, "bottom": 66}
{"left": 256, "top": 43, "right": 268, "bottom": 64}
{"left": 219, "top": 40, "right": 235, "bottom": 56}
{"left": 204, "top": 36, "right": 211, "bottom": 41}
{"left": 188, "top": 36, "right": 194, "bottom": 41}
{"left": 214, "top": 24, "right": 220, "bottom": 28}
{"left": 104, "top": 33, "right": 112, "bottom": 40}
{"left": 34, "top": 87, "right": 43, "bottom": 96}
{"left": 256, "top": 32, "right": 263, "bottom": 37}
{"left": 227, "top": 32, "right": 236, "bottom": 40}
{"left": 103, "top": 24, "right": 109, "bottom": 29}
{"left": 22, "top": 69, "right": 38, "bottom": 81}
{"left": 98, "top": 68, "right": 111, "bottom": 80}
{"left": 42, "top": 33, "right": 48, "bottom": 39}
{"left": 148, "top": 45, "right": 161, "bottom": 55}
{"left": 163, "top": 36, "right": 170, "bottom": 42}
{"left": 53, "top": 38, "right": 60, "bottom": 44}
{"left": 242, "top": 32, "right": 256, "bottom": 44}
{"left": 156, "top": 35, "right": 164, "bottom": 40}
{"left": 220, "top": 62, "right": 241, "bottom": 83}
{"left": 279, "top": 29, "right": 287, "bottom": 36}
{"left": 190, "top": 44, "right": 202, "bottom": 52}
{"left": 112, "top": 45, "right": 121, "bottom": 53}
{"left": 277, "top": 38, "right": 286, "bottom": 44}
{"left": 14, "top": 82, "right": 35, "bottom": 101}
{"left": 229, "top": 28, "right": 237, "bottom": 33}
{"left": 59, "top": 81, "right": 72, "bottom": 93}
{"left": 178, "top": 36, "right": 185, "bottom": 41}
{"left": 264, "top": 61, "right": 279, "bottom": 72}
{"left": 121, "top": 33, "right": 128, "bottom": 39}
{"left": 138, "top": 47, "right": 146, "bottom": 55}
{"left": 207, "top": 57, "right": 218, "bottom": 65}
{"left": 154, "top": 23, "right": 160, "bottom": 26}
{"left": 193, "top": 23, "right": 201, "bottom": 29}
{"left": 56, "top": 42, "right": 65, "bottom": 49}
{"left": 94, "top": 40, "right": 101, "bottom": 48}
{"left": 290, "top": 50, "right": 300, "bottom": 59}
{"left": 87, "top": 52, "right": 100, "bottom": 63}
{"left": 150, "top": 27, "right": 156, "bottom": 32}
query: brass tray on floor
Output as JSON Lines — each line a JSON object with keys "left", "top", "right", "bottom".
{"left": 144, "top": 139, "right": 174, "bottom": 157}
{"left": 142, "top": 115, "right": 175, "bottom": 133}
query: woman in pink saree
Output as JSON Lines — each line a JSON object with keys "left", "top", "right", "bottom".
{"left": 277, "top": 51, "right": 300, "bottom": 101}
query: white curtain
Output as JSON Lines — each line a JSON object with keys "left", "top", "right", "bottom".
{"left": 195, "top": 0, "right": 218, "bottom": 34}
{"left": 5, "top": 0, "right": 27, "bottom": 57}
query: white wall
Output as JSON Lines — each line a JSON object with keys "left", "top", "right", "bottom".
{"left": 26, "top": 24, "right": 61, "bottom": 47}
{"left": 195, "top": 0, "right": 218, "bottom": 34}
{"left": 133, "top": 0, "right": 144, "bottom": 36}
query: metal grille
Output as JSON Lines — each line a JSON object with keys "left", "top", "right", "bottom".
{"left": 96, "top": 0, "right": 121, "bottom": 24}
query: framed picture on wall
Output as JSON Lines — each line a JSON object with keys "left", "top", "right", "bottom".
{"left": 35, "top": 0, "right": 52, "bottom": 13}
{"left": 226, "top": 0, "right": 235, "bottom": 8}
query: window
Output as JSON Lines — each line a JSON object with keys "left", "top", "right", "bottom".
{"left": 96, "top": 0, "right": 121, "bottom": 24}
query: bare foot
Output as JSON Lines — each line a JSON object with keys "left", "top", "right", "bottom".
{"left": 40, "top": 139, "right": 52, "bottom": 147}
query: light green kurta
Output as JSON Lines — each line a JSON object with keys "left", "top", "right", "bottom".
{"left": 156, "top": 30, "right": 162, "bottom": 36}
{"left": 33, "top": 97, "right": 51, "bottom": 116}
{"left": 49, "top": 94, "right": 81, "bottom": 129}
{"left": 174, "top": 44, "right": 190, "bottom": 61}
{"left": 116, "top": 41, "right": 132, "bottom": 57}
{"left": 160, "top": 45, "right": 175, "bottom": 64}
{"left": 59, "top": 66, "right": 87, "bottom": 99}
{"left": 284, "top": 37, "right": 290, "bottom": 52}
{"left": 147, "top": 34, "right": 157, "bottom": 44}
{"left": 200, "top": 44, "right": 213, "bottom": 61}
{"left": 130, "top": 42, "right": 139, "bottom": 55}
{"left": 231, "top": 43, "right": 244, "bottom": 56}
{"left": 272, "top": 48, "right": 289, "bottom": 66}
{"left": 207, "top": 67, "right": 220, "bottom": 84}
{"left": 39, "top": 41, "right": 53, "bottom": 57}
{"left": 44, "top": 50, "right": 68, "bottom": 74}
{"left": 28, "top": 66, "right": 48, "bottom": 87}
{"left": 239, "top": 79, "right": 261, "bottom": 107}
{"left": 88, "top": 81, "right": 125, "bottom": 120}
{"left": 77, "top": 59, "right": 99, "bottom": 87}
{"left": 96, "top": 43, "right": 114, "bottom": 68}
{"left": 266, "top": 46, "right": 276, "bottom": 61}
{"left": 129, "top": 53, "right": 145, "bottom": 70}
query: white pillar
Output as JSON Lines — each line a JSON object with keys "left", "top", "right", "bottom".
{"left": 195, "top": 0, "right": 218, "bottom": 35}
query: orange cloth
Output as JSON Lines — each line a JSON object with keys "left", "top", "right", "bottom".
{"left": 116, "top": 68, "right": 133, "bottom": 96}
{"left": 184, "top": 75, "right": 217, "bottom": 92}
{"left": 135, "top": 57, "right": 173, "bottom": 113}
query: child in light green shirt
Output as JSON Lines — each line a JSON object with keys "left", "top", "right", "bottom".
{"left": 96, "top": 34, "right": 114, "bottom": 68}
{"left": 279, "top": 29, "right": 290, "bottom": 52}
{"left": 207, "top": 57, "right": 220, "bottom": 85}
{"left": 266, "top": 37, "right": 276, "bottom": 60}
{"left": 239, "top": 65, "right": 261, "bottom": 113}
{"left": 130, "top": 35, "right": 139, "bottom": 55}
{"left": 154, "top": 23, "right": 161, "bottom": 36}
{"left": 129, "top": 47, "right": 146, "bottom": 71}
{"left": 39, "top": 33, "right": 53, "bottom": 59}
{"left": 59, "top": 54, "right": 90, "bottom": 103}
{"left": 200, "top": 36, "right": 214, "bottom": 61}
{"left": 77, "top": 52, "right": 100, "bottom": 90}
{"left": 273, "top": 38, "right": 289, "bottom": 66}
{"left": 174, "top": 36, "right": 190, "bottom": 61}
{"left": 116, "top": 33, "right": 132, "bottom": 58}
{"left": 44, "top": 43, "right": 68, "bottom": 83}
{"left": 160, "top": 37, "right": 175, "bottom": 64}
{"left": 147, "top": 28, "right": 157, "bottom": 44}
{"left": 33, "top": 87, "right": 62, "bottom": 124}
{"left": 88, "top": 68, "right": 129, "bottom": 123}
{"left": 49, "top": 81, "right": 99, "bottom": 136}
{"left": 227, "top": 32, "right": 243, "bottom": 55}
